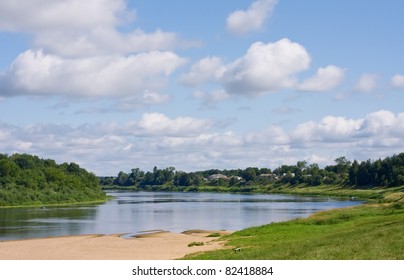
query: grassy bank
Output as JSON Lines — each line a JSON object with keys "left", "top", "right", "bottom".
{"left": 183, "top": 187, "right": 404, "bottom": 260}
{"left": 0, "top": 196, "right": 113, "bottom": 209}
{"left": 265, "top": 184, "right": 404, "bottom": 202}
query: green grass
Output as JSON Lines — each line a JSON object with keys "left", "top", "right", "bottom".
{"left": 0, "top": 196, "right": 112, "bottom": 209}
{"left": 266, "top": 184, "right": 404, "bottom": 202}
{"left": 183, "top": 189, "right": 404, "bottom": 260}
{"left": 207, "top": 233, "right": 222, "bottom": 238}
{"left": 188, "top": 242, "right": 205, "bottom": 247}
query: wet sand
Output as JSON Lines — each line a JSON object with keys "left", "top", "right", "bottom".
{"left": 0, "top": 230, "right": 231, "bottom": 260}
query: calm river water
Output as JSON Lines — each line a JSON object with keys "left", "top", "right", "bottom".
{"left": 0, "top": 191, "right": 362, "bottom": 240}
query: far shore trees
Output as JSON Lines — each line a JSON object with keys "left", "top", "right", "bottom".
{"left": 100, "top": 153, "right": 404, "bottom": 190}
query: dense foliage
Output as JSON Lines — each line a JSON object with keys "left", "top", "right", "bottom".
{"left": 0, "top": 153, "right": 106, "bottom": 206}
{"left": 101, "top": 153, "right": 404, "bottom": 190}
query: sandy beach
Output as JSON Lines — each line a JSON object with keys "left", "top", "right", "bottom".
{"left": 0, "top": 230, "right": 230, "bottom": 260}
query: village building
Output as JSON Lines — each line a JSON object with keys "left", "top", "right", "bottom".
{"left": 207, "top": 174, "right": 229, "bottom": 180}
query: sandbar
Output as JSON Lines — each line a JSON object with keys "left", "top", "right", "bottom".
{"left": 0, "top": 230, "right": 231, "bottom": 260}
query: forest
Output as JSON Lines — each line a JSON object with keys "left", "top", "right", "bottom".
{"left": 100, "top": 153, "right": 404, "bottom": 191}
{"left": 0, "top": 153, "right": 106, "bottom": 206}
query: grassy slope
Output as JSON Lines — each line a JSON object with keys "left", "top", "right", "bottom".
{"left": 183, "top": 187, "right": 404, "bottom": 260}
{"left": 265, "top": 184, "right": 404, "bottom": 200}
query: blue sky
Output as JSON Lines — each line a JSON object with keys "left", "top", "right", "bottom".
{"left": 0, "top": 0, "right": 403, "bottom": 175}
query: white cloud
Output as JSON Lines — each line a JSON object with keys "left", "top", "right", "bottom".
{"left": 181, "top": 39, "right": 345, "bottom": 100}
{"left": 226, "top": 0, "right": 278, "bottom": 35}
{"left": 136, "top": 113, "right": 213, "bottom": 137}
{"left": 35, "top": 28, "right": 182, "bottom": 58}
{"left": 179, "top": 56, "right": 225, "bottom": 86}
{"left": 5, "top": 49, "right": 186, "bottom": 98}
{"left": 0, "top": 0, "right": 131, "bottom": 32}
{"left": 0, "top": 0, "right": 189, "bottom": 57}
{"left": 0, "top": 0, "right": 193, "bottom": 102}
{"left": 390, "top": 74, "right": 404, "bottom": 89}
{"left": 359, "top": 110, "right": 400, "bottom": 136}
{"left": 298, "top": 65, "right": 345, "bottom": 92}
{"left": 1, "top": 110, "right": 403, "bottom": 174}
{"left": 222, "top": 38, "right": 311, "bottom": 95}
{"left": 354, "top": 73, "right": 378, "bottom": 92}
{"left": 292, "top": 116, "right": 362, "bottom": 143}
{"left": 291, "top": 110, "right": 404, "bottom": 147}
{"left": 245, "top": 126, "right": 290, "bottom": 145}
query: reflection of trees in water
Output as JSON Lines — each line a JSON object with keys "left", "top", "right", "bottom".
{"left": 0, "top": 206, "right": 98, "bottom": 240}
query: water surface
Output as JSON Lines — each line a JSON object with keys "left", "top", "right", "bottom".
{"left": 0, "top": 191, "right": 362, "bottom": 240}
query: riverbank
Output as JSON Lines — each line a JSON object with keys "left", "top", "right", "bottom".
{"left": 183, "top": 194, "right": 404, "bottom": 260}
{"left": 0, "top": 230, "right": 231, "bottom": 260}
{"left": 0, "top": 197, "right": 112, "bottom": 209}
{"left": 266, "top": 184, "right": 404, "bottom": 202}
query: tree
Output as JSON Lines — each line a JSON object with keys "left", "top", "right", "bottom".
{"left": 349, "top": 160, "right": 359, "bottom": 185}
{"left": 334, "top": 156, "right": 351, "bottom": 182}
{"left": 114, "top": 171, "right": 129, "bottom": 186}
{"left": 0, "top": 159, "right": 19, "bottom": 178}
{"left": 242, "top": 167, "right": 258, "bottom": 182}
{"left": 311, "top": 174, "right": 323, "bottom": 186}
{"left": 11, "top": 154, "right": 38, "bottom": 170}
{"left": 66, "top": 162, "right": 82, "bottom": 175}
{"left": 296, "top": 161, "right": 308, "bottom": 170}
{"left": 357, "top": 160, "right": 372, "bottom": 186}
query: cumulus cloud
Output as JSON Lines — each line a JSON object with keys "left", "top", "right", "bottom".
{"left": 292, "top": 116, "right": 362, "bottom": 143}
{"left": 245, "top": 126, "right": 290, "bottom": 145}
{"left": 358, "top": 110, "right": 401, "bottom": 136}
{"left": 3, "top": 49, "right": 186, "bottom": 98}
{"left": 222, "top": 38, "right": 311, "bottom": 95}
{"left": 35, "top": 28, "right": 182, "bottom": 58}
{"left": 1, "top": 110, "right": 402, "bottom": 174}
{"left": 226, "top": 0, "right": 278, "bottom": 35}
{"left": 291, "top": 110, "right": 404, "bottom": 148}
{"left": 0, "top": 0, "right": 189, "bottom": 57}
{"left": 390, "top": 74, "right": 404, "bottom": 89}
{"left": 298, "top": 65, "right": 345, "bottom": 92}
{"left": 179, "top": 56, "right": 225, "bottom": 86}
{"left": 354, "top": 73, "right": 379, "bottom": 92}
{"left": 0, "top": 0, "right": 193, "bottom": 101}
{"left": 0, "top": 0, "right": 130, "bottom": 32}
{"left": 180, "top": 38, "right": 346, "bottom": 100}
{"left": 136, "top": 113, "right": 212, "bottom": 137}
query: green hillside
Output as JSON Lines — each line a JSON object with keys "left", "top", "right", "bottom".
{"left": 0, "top": 153, "right": 106, "bottom": 207}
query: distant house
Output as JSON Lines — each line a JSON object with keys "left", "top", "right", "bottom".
{"left": 208, "top": 174, "right": 228, "bottom": 180}
{"left": 259, "top": 173, "right": 280, "bottom": 181}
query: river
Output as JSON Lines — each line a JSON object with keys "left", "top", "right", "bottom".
{"left": 0, "top": 191, "right": 362, "bottom": 240}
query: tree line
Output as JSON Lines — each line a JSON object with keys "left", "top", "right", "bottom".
{"left": 1, "top": 152, "right": 402, "bottom": 206}
{"left": 100, "top": 153, "right": 404, "bottom": 190}
{"left": 0, "top": 153, "right": 106, "bottom": 206}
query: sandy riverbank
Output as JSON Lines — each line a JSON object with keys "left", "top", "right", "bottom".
{"left": 0, "top": 230, "right": 231, "bottom": 260}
